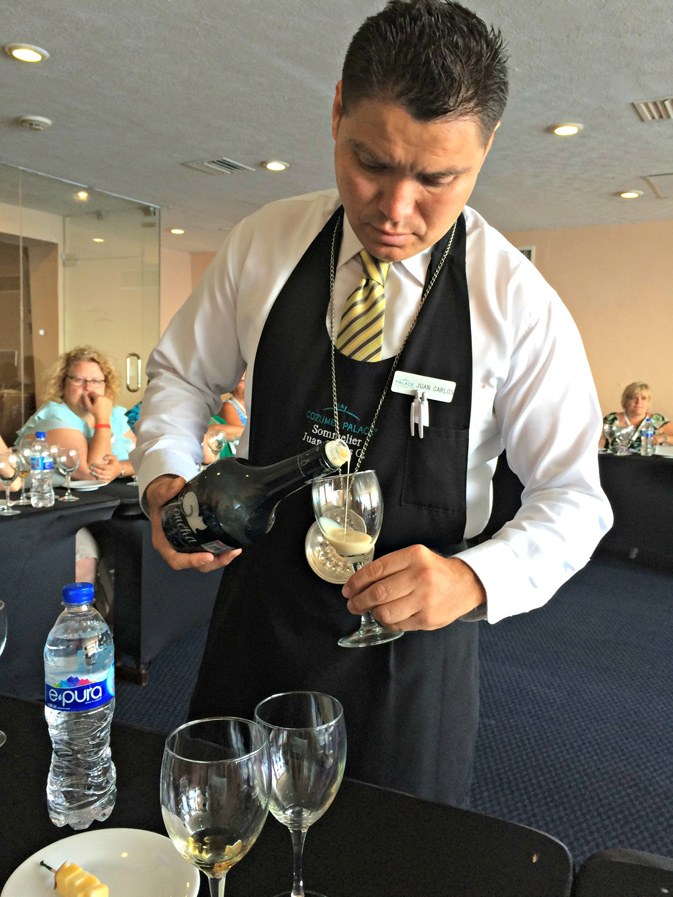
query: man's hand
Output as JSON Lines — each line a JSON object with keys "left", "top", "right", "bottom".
{"left": 341, "top": 544, "right": 486, "bottom": 631}
{"left": 146, "top": 474, "right": 242, "bottom": 573}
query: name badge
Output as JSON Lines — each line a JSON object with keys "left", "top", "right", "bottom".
{"left": 391, "top": 371, "right": 456, "bottom": 403}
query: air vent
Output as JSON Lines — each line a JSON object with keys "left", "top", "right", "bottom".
{"left": 632, "top": 98, "right": 673, "bottom": 122}
{"left": 182, "top": 158, "right": 256, "bottom": 175}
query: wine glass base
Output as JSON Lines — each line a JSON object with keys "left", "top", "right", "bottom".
{"left": 14, "top": 496, "right": 31, "bottom": 505}
{"left": 338, "top": 623, "right": 404, "bottom": 648}
{"left": 0, "top": 729, "right": 5, "bottom": 747}
{"left": 0, "top": 506, "right": 20, "bottom": 516}
{"left": 57, "top": 493, "right": 80, "bottom": 502}
{"left": 274, "top": 888, "right": 325, "bottom": 897}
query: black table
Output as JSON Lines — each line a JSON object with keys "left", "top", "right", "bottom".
{"left": 0, "top": 491, "right": 119, "bottom": 698}
{"left": 0, "top": 694, "right": 574, "bottom": 896}
{"left": 89, "top": 480, "right": 220, "bottom": 683}
{"left": 480, "top": 451, "right": 673, "bottom": 568}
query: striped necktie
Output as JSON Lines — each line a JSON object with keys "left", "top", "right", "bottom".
{"left": 336, "top": 250, "right": 391, "bottom": 362}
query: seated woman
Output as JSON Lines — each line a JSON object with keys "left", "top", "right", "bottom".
{"left": 202, "top": 373, "right": 247, "bottom": 463}
{"left": 603, "top": 381, "right": 673, "bottom": 450}
{"left": 16, "top": 345, "right": 136, "bottom": 481}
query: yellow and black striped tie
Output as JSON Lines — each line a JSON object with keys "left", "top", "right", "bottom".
{"left": 336, "top": 250, "right": 391, "bottom": 362}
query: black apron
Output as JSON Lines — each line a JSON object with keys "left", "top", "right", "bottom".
{"left": 189, "top": 209, "right": 479, "bottom": 806}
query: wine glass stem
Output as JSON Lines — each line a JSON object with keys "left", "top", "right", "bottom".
{"left": 290, "top": 828, "right": 308, "bottom": 897}
{"left": 65, "top": 473, "right": 71, "bottom": 495}
{"left": 3, "top": 484, "right": 10, "bottom": 507}
{"left": 207, "top": 873, "right": 227, "bottom": 897}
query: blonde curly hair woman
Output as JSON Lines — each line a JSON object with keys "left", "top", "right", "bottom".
{"left": 17, "top": 345, "right": 135, "bottom": 482}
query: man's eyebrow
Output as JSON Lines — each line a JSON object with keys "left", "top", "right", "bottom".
{"left": 347, "top": 138, "right": 468, "bottom": 178}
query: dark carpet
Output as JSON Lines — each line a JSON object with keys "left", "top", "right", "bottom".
{"left": 115, "top": 554, "right": 673, "bottom": 866}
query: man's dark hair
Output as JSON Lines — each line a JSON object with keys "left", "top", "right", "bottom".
{"left": 341, "top": 0, "right": 509, "bottom": 141}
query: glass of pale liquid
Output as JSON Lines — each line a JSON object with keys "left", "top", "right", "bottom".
{"left": 312, "top": 469, "right": 404, "bottom": 648}
{"left": 160, "top": 717, "right": 270, "bottom": 897}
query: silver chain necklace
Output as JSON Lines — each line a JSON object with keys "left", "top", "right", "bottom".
{"left": 328, "top": 214, "right": 457, "bottom": 471}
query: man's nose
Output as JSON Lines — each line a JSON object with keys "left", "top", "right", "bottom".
{"left": 378, "top": 178, "right": 417, "bottom": 223}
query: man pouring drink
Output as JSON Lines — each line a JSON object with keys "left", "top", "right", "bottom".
{"left": 133, "top": 0, "right": 611, "bottom": 807}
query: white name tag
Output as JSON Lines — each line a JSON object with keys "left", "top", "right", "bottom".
{"left": 391, "top": 371, "right": 456, "bottom": 403}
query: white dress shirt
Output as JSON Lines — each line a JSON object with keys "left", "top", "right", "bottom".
{"left": 133, "top": 189, "right": 612, "bottom": 624}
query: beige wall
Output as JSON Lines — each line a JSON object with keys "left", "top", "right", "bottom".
{"left": 504, "top": 220, "right": 673, "bottom": 417}
{"left": 159, "top": 247, "right": 193, "bottom": 334}
{"left": 191, "top": 252, "right": 216, "bottom": 289}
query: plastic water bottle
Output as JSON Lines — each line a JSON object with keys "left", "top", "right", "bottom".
{"left": 30, "top": 431, "right": 55, "bottom": 508}
{"left": 640, "top": 418, "right": 655, "bottom": 457}
{"left": 44, "top": 582, "right": 117, "bottom": 830}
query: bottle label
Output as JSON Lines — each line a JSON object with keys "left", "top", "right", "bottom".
{"left": 31, "top": 457, "right": 54, "bottom": 471}
{"left": 45, "top": 664, "right": 115, "bottom": 711}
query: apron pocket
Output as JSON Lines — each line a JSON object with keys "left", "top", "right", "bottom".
{"left": 401, "top": 427, "right": 469, "bottom": 517}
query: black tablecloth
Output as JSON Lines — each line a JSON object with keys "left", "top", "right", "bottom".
{"left": 480, "top": 451, "right": 673, "bottom": 568}
{"left": 0, "top": 694, "right": 574, "bottom": 896}
{"left": 0, "top": 491, "right": 119, "bottom": 698}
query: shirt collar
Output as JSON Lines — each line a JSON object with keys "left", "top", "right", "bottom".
{"left": 337, "top": 213, "right": 432, "bottom": 286}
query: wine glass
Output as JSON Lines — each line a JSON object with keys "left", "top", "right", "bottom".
{"left": 161, "top": 717, "right": 270, "bottom": 897}
{"left": 254, "top": 691, "right": 346, "bottom": 897}
{"left": 13, "top": 441, "right": 33, "bottom": 505}
{"left": 0, "top": 451, "right": 20, "bottom": 517}
{"left": 312, "top": 469, "right": 403, "bottom": 648}
{"left": 206, "top": 430, "right": 226, "bottom": 459}
{"left": 55, "top": 447, "right": 80, "bottom": 501}
{"left": 0, "top": 601, "right": 6, "bottom": 746}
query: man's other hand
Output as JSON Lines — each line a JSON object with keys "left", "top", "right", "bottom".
{"left": 145, "top": 474, "right": 242, "bottom": 572}
{"left": 342, "top": 544, "right": 486, "bottom": 630}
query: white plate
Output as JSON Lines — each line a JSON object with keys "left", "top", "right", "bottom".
{"left": 67, "top": 480, "right": 109, "bottom": 491}
{"left": 2, "top": 827, "right": 200, "bottom": 897}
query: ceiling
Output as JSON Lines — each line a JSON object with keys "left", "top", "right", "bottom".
{"left": 2, "top": 0, "right": 672, "bottom": 253}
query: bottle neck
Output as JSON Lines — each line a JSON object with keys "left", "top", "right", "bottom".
{"left": 255, "top": 443, "right": 343, "bottom": 501}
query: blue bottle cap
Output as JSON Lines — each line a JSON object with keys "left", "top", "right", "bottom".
{"left": 62, "top": 582, "right": 95, "bottom": 605}
{"left": 36, "top": 431, "right": 46, "bottom": 439}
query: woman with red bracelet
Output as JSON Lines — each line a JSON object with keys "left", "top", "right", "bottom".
{"left": 16, "top": 345, "right": 136, "bottom": 483}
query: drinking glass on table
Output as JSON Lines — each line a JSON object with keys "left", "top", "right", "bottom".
{"left": 0, "top": 451, "right": 20, "bottom": 517}
{"left": 161, "top": 717, "right": 270, "bottom": 897}
{"left": 55, "top": 447, "right": 80, "bottom": 501}
{"left": 254, "top": 691, "right": 346, "bottom": 897}
{"left": 312, "top": 469, "right": 403, "bottom": 648}
{"left": 13, "top": 441, "right": 33, "bottom": 505}
{"left": 206, "top": 430, "right": 227, "bottom": 458}
{"left": 0, "top": 601, "right": 6, "bottom": 746}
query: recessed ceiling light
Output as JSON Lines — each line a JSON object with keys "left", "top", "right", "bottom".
{"left": 170, "top": 228, "right": 185, "bottom": 235}
{"left": 618, "top": 190, "right": 643, "bottom": 199}
{"left": 5, "top": 43, "right": 49, "bottom": 63}
{"left": 549, "top": 123, "right": 583, "bottom": 137}
{"left": 76, "top": 191, "right": 89, "bottom": 201}
{"left": 263, "top": 160, "right": 290, "bottom": 171}
{"left": 92, "top": 238, "right": 104, "bottom": 243}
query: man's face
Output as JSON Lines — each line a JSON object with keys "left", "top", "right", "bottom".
{"left": 332, "top": 82, "right": 497, "bottom": 262}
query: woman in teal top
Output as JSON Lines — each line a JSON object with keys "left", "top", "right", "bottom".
{"left": 17, "top": 345, "right": 136, "bottom": 482}
{"left": 202, "top": 374, "right": 247, "bottom": 462}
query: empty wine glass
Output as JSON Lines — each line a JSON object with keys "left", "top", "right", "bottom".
{"left": 0, "top": 451, "right": 20, "bottom": 517}
{"left": 0, "top": 601, "right": 6, "bottom": 746}
{"left": 312, "top": 469, "right": 403, "bottom": 648}
{"left": 13, "top": 441, "right": 33, "bottom": 505}
{"left": 254, "top": 691, "right": 346, "bottom": 897}
{"left": 55, "top": 447, "right": 80, "bottom": 501}
{"left": 161, "top": 717, "right": 270, "bottom": 897}
{"left": 206, "top": 430, "right": 226, "bottom": 458}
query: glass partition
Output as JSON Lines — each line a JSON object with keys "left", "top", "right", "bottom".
{"left": 0, "top": 162, "right": 159, "bottom": 445}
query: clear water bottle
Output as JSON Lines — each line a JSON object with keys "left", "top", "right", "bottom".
{"left": 640, "top": 418, "right": 655, "bottom": 457}
{"left": 30, "top": 431, "right": 55, "bottom": 508}
{"left": 44, "top": 582, "right": 117, "bottom": 830}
